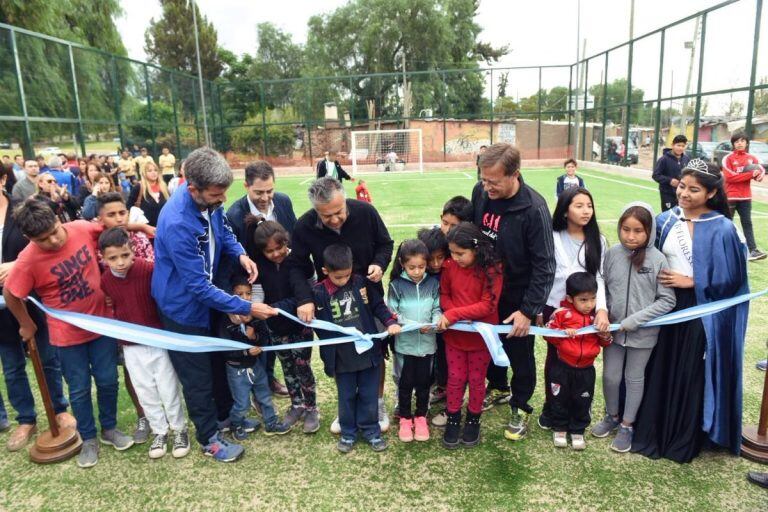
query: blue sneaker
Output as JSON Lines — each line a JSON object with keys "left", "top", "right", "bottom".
{"left": 337, "top": 436, "right": 355, "bottom": 453}
{"left": 202, "top": 433, "right": 244, "bottom": 463}
{"left": 263, "top": 421, "right": 292, "bottom": 436}
{"left": 241, "top": 418, "right": 261, "bottom": 433}
{"left": 757, "top": 360, "right": 767, "bottom": 372}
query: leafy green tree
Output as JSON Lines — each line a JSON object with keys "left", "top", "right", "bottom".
{"left": 144, "top": 0, "right": 222, "bottom": 80}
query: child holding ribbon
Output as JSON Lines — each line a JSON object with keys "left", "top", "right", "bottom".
{"left": 387, "top": 239, "right": 441, "bottom": 443}
{"left": 436, "top": 222, "right": 502, "bottom": 449}
{"left": 593, "top": 202, "right": 675, "bottom": 453}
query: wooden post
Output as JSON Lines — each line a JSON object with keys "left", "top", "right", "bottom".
{"left": 742, "top": 357, "right": 768, "bottom": 463}
{"left": 27, "top": 337, "right": 82, "bottom": 464}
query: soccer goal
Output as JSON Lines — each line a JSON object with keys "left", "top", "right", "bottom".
{"left": 350, "top": 128, "right": 423, "bottom": 175}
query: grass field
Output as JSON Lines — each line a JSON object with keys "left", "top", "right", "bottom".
{"left": 2, "top": 167, "right": 767, "bottom": 511}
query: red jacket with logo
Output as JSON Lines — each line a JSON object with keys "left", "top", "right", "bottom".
{"left": 722, "top": 150, "right": 764, "bottom": 201}
{"left": 544, "top": 301, "right": 611, "bottom": 368}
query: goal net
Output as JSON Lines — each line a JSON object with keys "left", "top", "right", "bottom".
{"left": 351, "top": 128, "right": 423, "bottom": 175}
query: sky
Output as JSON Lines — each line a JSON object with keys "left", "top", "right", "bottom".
{"left": 116, "top": 0, "right": 766, "bottom": 117}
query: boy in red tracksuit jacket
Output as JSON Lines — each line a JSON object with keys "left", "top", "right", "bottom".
{"left": 721, "top": 130, "right": 766, "bottom": 260}
{"left": 544, "top": 272, "right": 611, "bottom": 451}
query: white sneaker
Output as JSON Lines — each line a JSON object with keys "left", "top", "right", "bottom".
{"left": 378, "top": 399, "right": 390, "bottom": 433}
{"left": 571, "top": 434, "right": 586, "bottom": 451}
{"left": 553, "top": 431, "right": 567, "bottom": 448}
{"left": 330, "top": 417, "right": 341, "bottom": 435}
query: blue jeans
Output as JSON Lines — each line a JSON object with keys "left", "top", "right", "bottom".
{"left": 0, "top": 331, "right": 68, "bottom": 425}
{"left": 226, "top": 356, "right": 277, "bottom": 428}
{"left": 57, "top": 336, "right": 118, "bottom": 440}
{"left": 336, "top": 364, "right": 381, "bottom": 441}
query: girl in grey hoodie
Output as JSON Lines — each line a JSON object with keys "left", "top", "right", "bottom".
{"left": 592, "top": 202, "right": 676, "bottom": 452}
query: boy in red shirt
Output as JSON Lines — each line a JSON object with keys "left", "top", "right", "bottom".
{"left": 99, "top": 227, "right": 188, "bottom": 460}
{"left": 3, "top": 200, "right": 137, "bottom": 468}
{"left": 544, "top": 272, "right": 611, "bottom": 451}
{"left": 722, "top": 130, "right": 766, "bottom": 261}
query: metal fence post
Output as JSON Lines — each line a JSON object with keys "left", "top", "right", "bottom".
{"left": 111, "top": 56, "right": 125, "bottom": 150}
{"left": 442, "top": 72, "right": 447, "bottom": 161}
{"left": 537, "top": 67, "right": 542, "bottom": 159}
{"left": 653, "top": 30, "right": 666, "bottom": 166}
{"left": 489, "top": 69, "right": 494, "bottom": 145}
{"left": 259, "top": 82, "right": 267, "bottom": 157}
{"left": 746, "top": 0, "right": 763, "bottom": 136}
{"left": 9, "top": 30, "right": 33, "bottom": 158}
{"left": 624, "top": 41, "right": 633, "bottom": 166}
{"left": 67, "top": 45, "right": 86, "bottom": 156}
{"left": 601, "top": 53, "right": 609, "bottom": 163}
{"left": 691, "top": 13, "right": 707, "bottom": 154}
{"left": 581, "top": 60, "right": 589, "bottom": 160}
{"left": 144, "top": 65, "right": 157, "bottom": 156}
{"left": 191, "top": 82, "right": 201, "bottom": 147}
{"left": 565, "top": 65, "right": 574, "bottom": 158}
{"left": 169, "top": 72, "right": 181, "bottom": 155}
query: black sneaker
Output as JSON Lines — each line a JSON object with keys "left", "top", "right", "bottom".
{"left": 537, "top": 412, "right": 553, "bottom": 431}
{"left": 461, "top": 412, "right": 481, "bottom": 447}
{"left": 442, "top": 411, "right": 462, "bottom": 449}
{"left": 337, "top": 437, "right": 355, "bottom": 454}
{"left": 263, "top": 421, "right": 292, "bottom": 436}
{"left": 748, "top": 249, "right": 767, "bottom": 262}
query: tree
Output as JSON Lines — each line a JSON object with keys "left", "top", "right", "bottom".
{"left": 0, "top": 0, "right": 127, "bottom": 146}
{"left": 303, "top": 0, "right": 507, "bottom": 121}
{"left": 144, "top": 0, "right": 223, "bottom": 80}
{"left": 755, "top": 78, "right": 768, "bottom": 116}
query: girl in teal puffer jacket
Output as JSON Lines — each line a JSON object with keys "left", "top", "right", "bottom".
{"left": 387, "top": 239, "right": 442, "bottom": 443}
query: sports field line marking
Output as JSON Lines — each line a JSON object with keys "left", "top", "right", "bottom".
{"left": 578, "top": 172, "right": 659, "bottom": 192}
{"left": 386, "top": 223, "right": 432, "bottom": 228}
{"left": 462, "top": 172, "right": 474, "bottom": 179}
{"left": 376, "top": 176, "right": 479, "bottom": 184}
{"left": 299, "top": 176, "right": 314, "bottom": 185}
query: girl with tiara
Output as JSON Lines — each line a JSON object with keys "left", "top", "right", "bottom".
{"left": 632, "top": 158, "right": 750, "bottom": 463}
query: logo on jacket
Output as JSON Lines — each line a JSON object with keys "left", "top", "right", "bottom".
{"left": 550, "top": 382, "right": 561, "bottom": 396}
{"left": 580, "top": 391, "right": 590, "bottom": 398}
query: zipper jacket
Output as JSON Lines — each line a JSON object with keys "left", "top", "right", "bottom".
{"left": 544, "top": 300, "right": 610, "bottom": 368}
{"left": 387, "top": 272, "right": 441, "bottom": 357}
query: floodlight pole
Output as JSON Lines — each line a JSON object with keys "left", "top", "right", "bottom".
{"left": 191, "top": 0, "right": 210, "bottom": 147}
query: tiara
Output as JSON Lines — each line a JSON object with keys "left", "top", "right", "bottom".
{"left": 685, "top": 158, "right": 716, "bottom": 177}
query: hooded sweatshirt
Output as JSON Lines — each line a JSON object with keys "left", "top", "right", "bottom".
{"left": 387, "top": 272, "right": 441, "bottom": 357}
{"left": 602, "top": 202, "right": 676, "bottom": 348}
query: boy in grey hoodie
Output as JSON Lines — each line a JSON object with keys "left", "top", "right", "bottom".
{"left": 592, "top": 202, "right": 676, "bottom": 452}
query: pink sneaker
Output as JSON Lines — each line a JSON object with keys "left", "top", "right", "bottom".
{"left": 413, "top": 416, "right": 430, "bottom": 442}
{"left": 398, "top": 417, "right": 414, "bottom": 442}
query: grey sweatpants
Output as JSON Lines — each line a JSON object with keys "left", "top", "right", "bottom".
{"left": 602, "top": 343, "right": 653, "bottom": 424}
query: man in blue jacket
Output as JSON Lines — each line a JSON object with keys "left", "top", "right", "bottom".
{"left": 152, "top": 147, "right": 275, "bottom": 463}
{"left": 226, "top": 160, "right": 297, "bottom": 397}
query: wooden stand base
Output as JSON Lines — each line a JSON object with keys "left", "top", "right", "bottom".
{"left": 741, "top": 425, "right": 768, "bottom": 464}
{"left": 29, "top": 426, "right": 82, "bottom": 464}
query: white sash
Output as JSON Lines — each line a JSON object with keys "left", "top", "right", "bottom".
{"left": 662, "top": 218, "right": 694, "bottom": 277}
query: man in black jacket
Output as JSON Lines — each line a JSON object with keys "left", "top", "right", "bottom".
{"left": 471, "top": 143, "right": 555, "bottom": 442}
{"left": 316, "top": 151, "right": 354, "bottom": 182}
{"left": 286, "top": 177, "right": 394, "bottom": 433}
{"left": 286, "top": 177, "right": 393, "bottom": 321}
{"left": 652, "top": 135, "right": 690, "bottom": 212}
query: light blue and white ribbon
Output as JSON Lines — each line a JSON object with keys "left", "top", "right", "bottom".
{"left": 22, "top": 288, "right": 768, "bottom": 368}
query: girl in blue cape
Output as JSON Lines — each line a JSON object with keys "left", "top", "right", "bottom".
{"left": 632, "top": 158, "right": 749, "bottom": 463}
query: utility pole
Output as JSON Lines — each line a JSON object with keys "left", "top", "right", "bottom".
{"left": 191, "top": 0, "right": 210, "bottom": 147}
{"left": 680, "top": 16, "right": 701, "bottom": 136}
{"left": 402, "top": 51, "right": 410, "bottom": 129}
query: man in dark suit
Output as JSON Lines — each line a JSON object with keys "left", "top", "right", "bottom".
{"left": 227, "top": 161, "right": 297, "bottom": 239}
{"left": 316, "top": 151, "right": 354, "bottom": 182}
{"left": 226, "top": 160, "right": 297, "bottom": 398}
